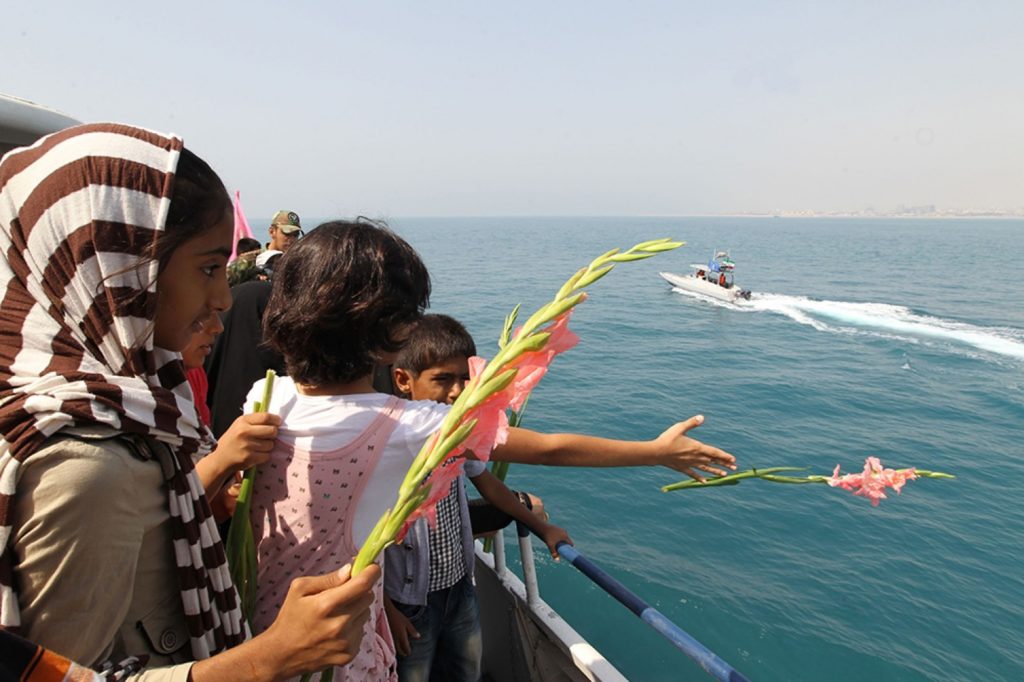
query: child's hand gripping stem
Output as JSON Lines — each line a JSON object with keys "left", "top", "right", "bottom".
{"left": 225, "top": 369, "right": 276, "bottom": 624}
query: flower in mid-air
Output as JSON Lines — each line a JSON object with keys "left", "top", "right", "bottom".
{"left": 828, "top": 456, "right": 918, "bottom": 506}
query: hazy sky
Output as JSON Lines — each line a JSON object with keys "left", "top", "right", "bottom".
{"left": 5, "top": 1, "right": 1023, "bottom": 218}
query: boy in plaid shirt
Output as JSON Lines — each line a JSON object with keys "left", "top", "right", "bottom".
{"left": 383, "top": 315, "right": 570, "bottom": 682}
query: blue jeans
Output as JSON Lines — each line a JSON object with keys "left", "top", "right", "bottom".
{"left": 394, "top": 575, "right": 482, "bottom": 682}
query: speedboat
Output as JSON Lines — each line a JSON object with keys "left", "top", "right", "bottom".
{"left": 660, "top": 250, "right": 751, "bottom": 302}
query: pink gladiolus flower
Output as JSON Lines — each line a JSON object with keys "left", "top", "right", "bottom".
{"left": 454, "top": 408, "right": 508, "bottom": 462}
{"left": 828, "top": 457, "right": 918, "bottom": 506}
{"left": 448, "top": 311, "right": 580, "bottom": 462}
{"left": 467, "top": 355, "right": 487, "bottom": 379}
{"left": 505, "top": 310, "right": 580, "bottom": 410}
{"left": 397, "top": 457, "right": 466, "bottom": 539}
{"left": 447, "top": 356, "right": 510, "bottom": 460}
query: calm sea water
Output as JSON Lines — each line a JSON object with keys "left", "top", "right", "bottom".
{"left": 380, "top": 217, "right": 1023, "bottom": 681}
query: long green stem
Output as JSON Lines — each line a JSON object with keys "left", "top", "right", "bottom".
{"left": 661, "top": 467, "right": 807, "bottom": 492}
{"left": 661, "top": 466, "right": 955, "bottom": 493}
{"left": 225, "top": 370, "right": 276, "bottom": 624}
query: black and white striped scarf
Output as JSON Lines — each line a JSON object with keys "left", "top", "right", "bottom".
{"left": 0, "top": 123, "right": 246, "bottom": 664}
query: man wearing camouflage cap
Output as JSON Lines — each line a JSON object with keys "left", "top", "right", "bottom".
{"left": 266, "top": 210, "right": 302, "bottom": 252}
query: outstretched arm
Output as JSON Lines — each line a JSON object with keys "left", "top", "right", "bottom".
{"left": 490, "top": 414, "right": 736, "bottom": 482}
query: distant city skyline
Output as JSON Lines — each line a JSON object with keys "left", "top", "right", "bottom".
{"left": 726, "top": 204, "right": 1024, "bottom": 219}
{"left": 3, "top": 1, "right": 1023, "bottom": 219}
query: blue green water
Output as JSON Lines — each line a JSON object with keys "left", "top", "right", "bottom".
{"left": 387, "top": 217, "right": 1023, "bottom": 681}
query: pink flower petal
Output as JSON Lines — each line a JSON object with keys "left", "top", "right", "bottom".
{"left": 503, "top": 311, "right": 580, "bottom": 410}
{"left": 397, "top": 458, "right": 466, "bottom": 539}
{"left": 543, "top": 311, "right": 582, "bottom": 354}
{"left": 468, "top": 355, "right": 487, "bottom": 380}
{"left": 829, "top": 457, "right": 920, "bottom": 506}
{"left": 451, "top": 408, "right": 508, "bottom": 461}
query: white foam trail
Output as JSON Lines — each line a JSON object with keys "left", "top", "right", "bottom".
{"left": 671, "top": 288, "right": 1024, "bottom": 360}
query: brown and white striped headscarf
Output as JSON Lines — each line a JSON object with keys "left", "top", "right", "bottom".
{"left": 0, "top": 123, "right": 246, "bottom": 661}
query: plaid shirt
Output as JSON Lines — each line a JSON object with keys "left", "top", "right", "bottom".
{"left": 426, "top": 483, "right": 466, "bottom": 591}
{"left": 384, "top": 459, "right": 487, "bottom": 605}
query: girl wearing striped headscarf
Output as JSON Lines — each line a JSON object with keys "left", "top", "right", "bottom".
{"left": 0, "top": 123, "right": 379, "bottom": 681}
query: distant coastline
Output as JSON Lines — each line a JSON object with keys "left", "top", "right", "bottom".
{"left": 387, "top": 210, "right": 1024, "bottom": 220}
{"left": 721, "top": 206, "right": 1024, "bottom": 219}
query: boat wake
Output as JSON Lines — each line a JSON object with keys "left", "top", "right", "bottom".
{"left": 670, "top": 287, "right": 1024, "bottom": 361}
{"left": 743, "top": 294, "right": 1024, "bottom": 360}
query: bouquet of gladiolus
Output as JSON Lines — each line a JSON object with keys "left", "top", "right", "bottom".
{"left": 351, "top": 238, "right": 682, "bottom": 574}
{"left": 661, "top": 456, "right": 954, "bottom": 506}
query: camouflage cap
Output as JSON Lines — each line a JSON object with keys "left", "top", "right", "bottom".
{"left": 270, "top": 210, "right": 302, "bottom": 234}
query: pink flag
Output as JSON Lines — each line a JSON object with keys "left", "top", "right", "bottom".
{"left": 230, "top": 191, "right": 256, "bottom": 261}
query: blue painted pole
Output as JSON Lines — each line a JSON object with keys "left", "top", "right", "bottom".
{"left": 553, "top": 541, "right": 750, "bottom": 682}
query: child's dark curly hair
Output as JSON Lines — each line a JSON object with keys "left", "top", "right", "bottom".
{"left": 263, "top": 219, "right": 431, "bottom": 386}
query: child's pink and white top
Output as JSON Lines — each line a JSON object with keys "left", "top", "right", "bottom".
{"left": 246, "top": 377, "right": 450, "bottom": 681}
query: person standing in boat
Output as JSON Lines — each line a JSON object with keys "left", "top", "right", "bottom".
{"left": 0, "top": 123, "right": 379, "bottom": 680}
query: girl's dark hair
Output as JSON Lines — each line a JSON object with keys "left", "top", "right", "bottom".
{"left": 264, "top": 219, "right": 431, "bottom": 385}
{"left": 155, "top": 147, "right": 231, "bottom": 271}
{"left": 393, "top": 314, "right": 477, "bottom": 374}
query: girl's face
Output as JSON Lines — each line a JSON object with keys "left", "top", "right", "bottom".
{"left": 154, "top": 209, "right": 233, "bottom": 352}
